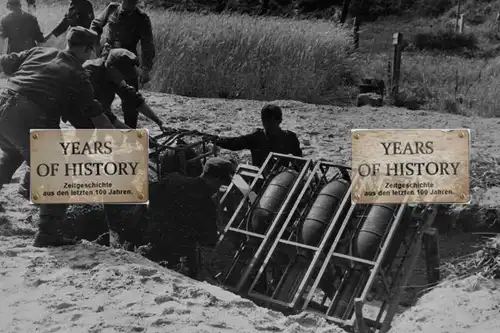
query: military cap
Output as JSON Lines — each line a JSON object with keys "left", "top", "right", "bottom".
{"left": 203, "top": 157, "right": 235, "bottom": 182}
{"left": 7, "top": 0, "right": 21, "bottom": 5}
{"left": 66, "top": 26, "right": 98, "bottom": 46}
{"left": 105, "top": 48, "right": 140, "bottom": 72}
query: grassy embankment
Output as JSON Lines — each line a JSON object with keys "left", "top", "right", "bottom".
{"left": 5, "top": 1, "right": 500, "bottom": 116}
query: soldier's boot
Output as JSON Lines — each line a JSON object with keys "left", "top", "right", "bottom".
{"left": 33, "top": 219, "right": 78, "bottom": 247}
{"left": 33, "top": 205, "right": 77, "bottom": 248}
{"left": 33, "top": 231, "right": 78, "bottom": 248}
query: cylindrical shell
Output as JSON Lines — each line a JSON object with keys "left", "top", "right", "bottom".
{"left": 300, "top": 179, "right": 350, "bottom": 247}
{"left": 353, "top": 204, "right": 398, "bottom": 261}
{"left": 250, "top": 170, "right": 298, "bottom": 234}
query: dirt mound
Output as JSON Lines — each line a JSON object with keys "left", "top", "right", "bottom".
{"left": 0, "top": 236, "right": 347, "bottom": 333}
{"left": 389, "top": 276, "right": 500, "bottom": 333}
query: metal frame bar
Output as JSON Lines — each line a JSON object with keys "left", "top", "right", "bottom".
{"left": 212, "top": 153, "right": 311, "bottom": 291}
{"left": 336, "top": 203, "right": 408, "bottom": 327}
{"left": 148, "top": 130, "right": 218, "bottom": 178}
{"left": 235, "top": 155, "right": 313, "bottom": 293}
{"left": 379, "top": 205, "right": 437, "bottom": 333}
{"left": 246, "top": 161, "right": 353, "bottom": 309}
{"left": 297, "top": 172, "right": 411, "bottom": 329}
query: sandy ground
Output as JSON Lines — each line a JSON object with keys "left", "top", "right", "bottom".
{"left": 1, "top": 90, "right": 500, "bottom": 332}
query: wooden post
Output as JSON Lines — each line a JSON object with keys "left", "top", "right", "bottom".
{"left": 458, "top": 14, "right": 465, "bottom": 33}
{"left": 455, "top": 0, "right": 462, "bottom": 32}
{"left": 423, "top": 227, "right": 440, "bottom": 285}
{"left": 387, "top": 59, "right": 392, "bottom": 97}
{"left": 353, "top": 17, "right": 360, "bottom": 50}
{"left": 391, "top": 33, "right": 402, "bottom": 102}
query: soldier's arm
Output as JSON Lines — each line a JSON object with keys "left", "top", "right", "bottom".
{"left": 291, "top": 133, "right": 303, "bottom": 157}
{"left": 216, "top": 131, "right": 257, "bottom": 151}
{"left": 0, "top": 49, "right": 33, "bottom": 75}
{"left": 107, "top": 66, "right": 146, "bottom": 109}
{"left": 47, "top": 0, "right": 78, "bottom": 39}
{"left": 139, "top": 15, "right": 155, "bottom": 71}
{"left": 49, "top": 17, "right": 70, "bottom": 39}
{"left": 115, "top": 80, "right": 163, "bottom": 125}
{"left": 90, "top": 3, "right": 114, "bottom": 36}
{"left": 32, "top": 17, "right": 44, "bottom": 44}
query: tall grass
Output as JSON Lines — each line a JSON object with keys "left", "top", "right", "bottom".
{"left": 1, "top": 2, "right": 357, "bottom": 105}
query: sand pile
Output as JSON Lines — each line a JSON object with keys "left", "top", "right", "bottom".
{"left": 0, "top": 237, "right": 346, "bottom": 333}
{"left": 389, "top": 277, "right": 500, "bottom": 333}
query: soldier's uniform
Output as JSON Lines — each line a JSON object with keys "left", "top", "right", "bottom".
{"left": 90, "top": 1, "right": 155, "bottom": 128}
{"left": 49, "top": 0, "right": 95, "bottom": 39}
{"left": 67, "top": 48, "right": 146, "bottom": 128}
{"left": 136, "top": 157, "right": 233, "bottom": 278}
{"left": 216, "top": 129, "right": 303, "bottom": 167}
{"left": 0, "top": 27, "right": 105, "bottom": 247}
{"left": 0, "top": 0, "right": 44, "bottom": 53}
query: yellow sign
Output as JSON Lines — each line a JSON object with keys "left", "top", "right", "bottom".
{"left": 30, "top": 129, "right": 149, "bottom": 204}
{"left": 351, "top": 129, "right": 470, "bottom": 204}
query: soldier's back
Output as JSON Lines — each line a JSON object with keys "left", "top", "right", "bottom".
{"left": 0, "top": 10, "right": 42, "bottom": 53}
{"left": 141, "top": 173, "right": 218, "bottom": 250}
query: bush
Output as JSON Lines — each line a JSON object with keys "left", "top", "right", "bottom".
{"left": 413, "top": 29, "right": 479, "bottom": 52}
{"left": 2, "top": 2, "right": 357, "bottom": 105}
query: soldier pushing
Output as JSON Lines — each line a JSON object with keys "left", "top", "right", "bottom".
{"left": 91, "top": 0, "right": 156, "bottom": 128}
{"left": 0, "top": 0, "right": 43, "bottom": 54}
{"left": 67, "top": 48, "right": 167, "bottom": 132}
{"left": 216, "top": 104, "right": 303, "bottom": 167}
{"left": 0, "top": 27, "right": 113, "bottom": 247}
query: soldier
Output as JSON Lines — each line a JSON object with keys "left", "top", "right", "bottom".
{"left": 131, "top": 157, "right": 235, "bottom": 278}
{"left": 90, "top": 0, "right": 155, "bottom": 128}
{"left": 75, "top": 48, "right": 167, "bottom": 131}
{"left": 0, "top": 26, "right": 114, "bottom": 247}
{"left": 16, "top": 47, "right": 167, "bottom": 199}
{"left": 215, "top": 104, "right": 303, "bottom": 167}
{"left": 0, "top": 0, "right": 44, "bottom": 54}
{"left": 43, "top": 0, "right": 95, "bottom": 42}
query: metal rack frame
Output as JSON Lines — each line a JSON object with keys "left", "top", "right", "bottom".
{"left": 213, "top": 153, "right": 314, "bottom": 293}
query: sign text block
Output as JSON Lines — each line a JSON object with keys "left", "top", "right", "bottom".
{"left": 30, "top": 129, "right": 149, "bottom": 204}
{"left": 351, "top": 129, "right": 470, "bottom": 204}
